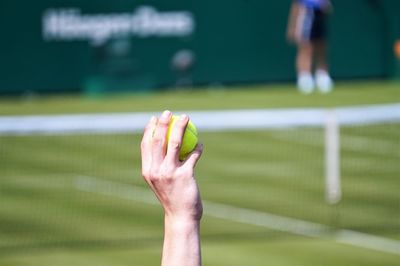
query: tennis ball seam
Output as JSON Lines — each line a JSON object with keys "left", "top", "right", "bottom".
{"left": 166, "top": 115, "right": 198, "bottom": 160}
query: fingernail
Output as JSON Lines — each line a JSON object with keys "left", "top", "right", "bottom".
{"left": 161, "top": 110, "right": 171, "bottom": 118}
{"left": 149, "top": 116, "right": 157, "bottom": 123}
{"left": 179, "top": 114, "right": 188, "bottom": 121}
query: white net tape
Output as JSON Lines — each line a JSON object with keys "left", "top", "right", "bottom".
{"left": 1, "top": 103, "right": 399, "bottom": 135}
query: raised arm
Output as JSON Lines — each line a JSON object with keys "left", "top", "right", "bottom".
{"left": 140, "top": 110, "right": 203, "bottom": 266}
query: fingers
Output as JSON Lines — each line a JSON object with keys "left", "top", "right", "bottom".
{"left": 165, "top": 114, "right": 189, "bottom": 164}
{"left": 141, "top": 110, "right": 202, "bottom": 182}
{"left": 183, "top": 143, "right": 203, "bottom": 170}
{"left": 151, "top": 110, "right": 172, "bottom": 166}
{"left": 141, "top": 115, "right": 158, "bottom": 178}
{"left": 141, "top": 116, "right": 157, "bottom": 153}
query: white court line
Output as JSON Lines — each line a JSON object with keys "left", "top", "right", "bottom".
{"left": 75, "top": 175, "right": 400, "bottom": 256}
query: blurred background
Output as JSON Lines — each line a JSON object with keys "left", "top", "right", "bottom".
{"left": 0, "top": 1, "right": 399, "bottom": 266}
{"left": 0, "top": 0, "right": 399, "bottom": 94}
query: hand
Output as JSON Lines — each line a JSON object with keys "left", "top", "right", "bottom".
{"left": 141, "top": 110, "right": 204, "bottom": 222}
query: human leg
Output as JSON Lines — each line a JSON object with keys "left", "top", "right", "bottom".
{"left": 314, "top": 39, "right": 333, "bottom": 93}
{"left": 296, "top": 42, "right": 315, "bottom": 94}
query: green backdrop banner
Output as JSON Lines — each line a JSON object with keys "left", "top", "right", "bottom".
{"left": 0, "top": 0, "right": 399, "bottom": 94}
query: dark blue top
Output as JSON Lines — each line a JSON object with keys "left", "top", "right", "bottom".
{"left": 298, "top": 0, "right": 328, "bottom": 9}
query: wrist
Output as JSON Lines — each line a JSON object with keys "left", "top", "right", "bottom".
{"left": 165, "top": 215, "right": 201, "bottom": 231}
{"left": 164, "top": 201, "right": 203, "bottom": 224}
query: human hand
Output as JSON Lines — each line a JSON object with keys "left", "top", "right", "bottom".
{"left": 141, "top": 110, "right": 204, "bottom": 222}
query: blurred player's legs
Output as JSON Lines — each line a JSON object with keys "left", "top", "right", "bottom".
{"left": 288, "top": 1, "right": 334, "bottom": 94}
{"left": 296, "top": 42, "right": 315, "bottom": 94}
{"left": 314, "top": 40, "right": 333, "bottom": 93}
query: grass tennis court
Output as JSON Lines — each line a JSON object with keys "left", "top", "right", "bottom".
{"left": 0, "top": 82, "right": 399, "bottom": 265}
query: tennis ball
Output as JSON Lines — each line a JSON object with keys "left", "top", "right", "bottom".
{"left": 167, "top": 115, "right": 198, "bottom": 161}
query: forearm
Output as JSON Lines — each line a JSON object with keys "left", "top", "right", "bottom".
{"left": 140, "top": 111, "right": 203, "bottom": 266}
{"left": 161, "top": 217, "right": 201, "bottom": 266}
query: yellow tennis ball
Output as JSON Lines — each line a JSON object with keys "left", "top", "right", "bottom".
{"left": 167, "top": 115, "right": 198, "bottom": 161}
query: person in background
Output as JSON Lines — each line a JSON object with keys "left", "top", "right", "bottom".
{"left": 140, "top": 110, "right": 204, "bottom": 266}
{"left": 287, "top": 0, "right": 334, "bottom": 94}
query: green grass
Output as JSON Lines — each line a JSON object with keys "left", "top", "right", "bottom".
{"left": 0, "top": 81, "right": 399, "bottom": 115}
{"left": 0, "top": 82, "right": 399, "bottom": 265}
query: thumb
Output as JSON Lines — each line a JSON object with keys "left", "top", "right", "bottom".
{"left": 182, "top": 143, "right": 204, "bottom": 170}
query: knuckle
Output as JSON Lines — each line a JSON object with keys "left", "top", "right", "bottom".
{"left": 159, "top": 167, "right": 173, "bottom": 179}
{"left": 169, "top": 139, "right": 181, "bottom": 150}
{"left": 148, "top": 166, "right": 175, "bottom": 182}
{"left": 148, "top": 169, "right": 160, "bottom": 182}
{"left": 152, "top": 135, "right": 163, "bottom": 145}
{"left": 141, "top": 168, "right": 149, "bottom": 177}
{"left": 158, "top": 118, "right": 170, "bottom": 128}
